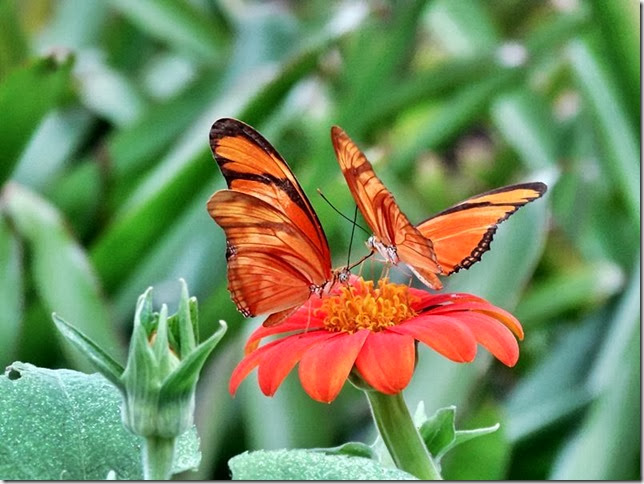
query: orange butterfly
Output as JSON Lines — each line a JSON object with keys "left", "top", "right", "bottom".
{"left": 207, "top": 118, "right": 347, "bottom": 327}
{"left": 331, "top": 126, "right": 546, "bottom": 288}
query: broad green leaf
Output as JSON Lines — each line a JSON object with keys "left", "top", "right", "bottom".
{"left": 3, "top": 184, "right": 125, "bottom": 368}
{"left": 504, "top": 314, "right": 603, "bottom": 441}
{"left": 425, "top": 0, "right": 499, "bottom": 57}
{"left": 0, "top": 53, "right": 73, "bottom": 183}
{"left": 109, "top": 70, "right": 222, "bottom": 179}
{"left": 109, "top": 0, "right": 226, "bottom": 63}
{"left": 588, "top": 260, "right": 640, "bottom": 394}
{"left": 336, "top": 0, "right": 427, "bottom": 132}
{"left": 12, "top": 107, "right": 95, "bottom": 191}
{"left": 46, "top": 159, "right": 102, "bottom": 239}
{"left": 515, "top": 261, "right": 624, "bottom": 328}
{"left": 550, "top": 300, "right": 640, "bottom": 479}
{"left": 36, "top": 0, "right": 109, "bottom": 51}
{"left": 588, "top": 0, "right": 639, "bottom": 125}
{"left": 0, "top": 0, "right": 28, "bottom": 78}
{"left": 568, "top": 37, "right": 639, "bottom": 223}
{"left": 110, "top": 182, "right": 224, "bottom": 324}
{"left": 229, "top": 449, "right": 417, "bottom": 480}
{"left": 491, "top": 89, "right": 559, "bottom": 170}
{"left": 0, "top": 216, "right": 22, "bottom": 366}
{"left": 0, "top": 362, "right": 200, "bottom": 480}
{"left": 392, "top": 72, "right": 515, "bottom": 174}
{"left": 74, "top": 50, "right": 147, "bottom": 127}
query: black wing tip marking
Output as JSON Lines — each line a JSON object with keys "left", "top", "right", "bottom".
{"left": 428, "top": 181, "right": 548, "bottom": 219}
{"left": 478, "top": 181, "right": 548, "bottom": 197}
{"left": 209, "top": 117, "right": 282, "bottom": 161}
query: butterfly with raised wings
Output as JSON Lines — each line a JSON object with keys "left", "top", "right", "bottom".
{"left": 207, "top": 118, "right": 352, "bottom": 328}
{"left": 331, "top": 126, "right": 547, "bottom": 289}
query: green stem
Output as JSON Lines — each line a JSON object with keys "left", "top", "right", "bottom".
{"left": 365, "top": 390, "right": 442, "bottom": 480}
{"left": 142, "top": 436, "right": 176, "bottom": 480}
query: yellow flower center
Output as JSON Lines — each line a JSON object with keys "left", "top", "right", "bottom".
{"left": 321, "top": 278, "right": 418, "bottom": 333}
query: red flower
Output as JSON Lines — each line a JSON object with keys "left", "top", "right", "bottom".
{"left": 230, "top": 276, "right": 523, "bottom": 403}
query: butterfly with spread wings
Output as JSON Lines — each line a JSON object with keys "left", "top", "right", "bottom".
{"left": 331, "top": 126, "right": 547, "bottom": 289}
{"left": 207, "top": 118, "right": 351, "bottom": 327}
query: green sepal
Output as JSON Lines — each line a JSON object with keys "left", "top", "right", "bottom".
{"left": 419, "top": 405, "right": 500, "bottom": 463}
{"left": 52, "top": 280, "right": 226, "bottom": 442}
{"left": 177, "top": 279, "right": 197, "bottom": 357}
{"left": 136, "top": 287, "right": 156, "bottom": 335}
{"left": 51, "top": 313, "right": 124, "bottom": 388}
{"left": 311, "top": 441, "right": 376, "bottom": 460}
{"left": 160, "top": 320, "right": 227, "bottom": 398}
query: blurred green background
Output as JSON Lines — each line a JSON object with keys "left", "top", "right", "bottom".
{"left": 0, "top": 0, "right": 639, "bottom": 480}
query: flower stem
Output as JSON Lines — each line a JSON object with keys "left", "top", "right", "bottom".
{"left": 364, "top": 390, "right": 442, "bottom": 480}
{"left": 142, "top": 436, "right": 175, "bottom": 480}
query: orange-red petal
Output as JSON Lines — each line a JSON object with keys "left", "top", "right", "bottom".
{"left": 244, "top": 310, "right": 326, "bottom": 353}
{"left": 410, "top": 290, "right": 487, "bottom": 311}
{"left": 430, "top": 301, "right": 524, "bottom": 339}
{"left": 391, "top": 315, "right": 477, "bottom": 362}
{"left": 456, "top": 312, "right": 520, "bottom": 366}
{"left": 257, "top": 331, "right": 335, "bottom": 396}
{"left": 298, "top": 330, "right": 370, "bottom": 403}
{"left": 355, "top": 330, "right": 415, "bottom": 394}
{"left": 229, "top": 338, "right": 284, "bottom": 395}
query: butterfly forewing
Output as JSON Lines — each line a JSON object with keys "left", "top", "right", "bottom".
{"left": 416, "top": 183, "right": 547, "bottom": 274}
{"left": 331, "top": 126, "right": 442, "bottom": 288}
{"left": 211, "top": 118, "right": 331, "bottom": 266}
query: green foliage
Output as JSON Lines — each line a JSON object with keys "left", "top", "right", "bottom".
{"left": 0, "top": 52, "right": 73, "bottom": 182}
{"left": 1, "top": 0, "right": 638, "bottom": 479}
{"left": 420, "top": 406, "right": 499, "bottom": 464}
{"left": 0, "top": 362, "right": 200, "bottom": 480}
{"left": 229, "top": 449, "right": 417, "bottom": 480}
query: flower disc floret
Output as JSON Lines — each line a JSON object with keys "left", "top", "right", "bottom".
{"left": 322, "top": 278, "right": 418, "bottom": 333}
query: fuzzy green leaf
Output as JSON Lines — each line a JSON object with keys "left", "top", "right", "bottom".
{"left": 229, "top": 449, "right": 417, "bottom": 480}
{"left": 0, "top": 362, "right": 200, "bottom": 480}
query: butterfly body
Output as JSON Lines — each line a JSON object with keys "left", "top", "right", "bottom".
{"left": 367, "top": 235, "right": 399, "bottom": 265}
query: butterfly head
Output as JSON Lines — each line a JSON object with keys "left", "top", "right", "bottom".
{"left": 336, "top": 267, "right": 352, "bottom": 285}
{"left": 367, "top": 236, "right": 399, "bottom": 265}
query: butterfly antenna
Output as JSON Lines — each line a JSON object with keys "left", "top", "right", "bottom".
{"left": 346, "top": 205, "right": 359, "bottom": 268}
{"left": 317, "top": 189, "right": 369, "bottom": 235}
